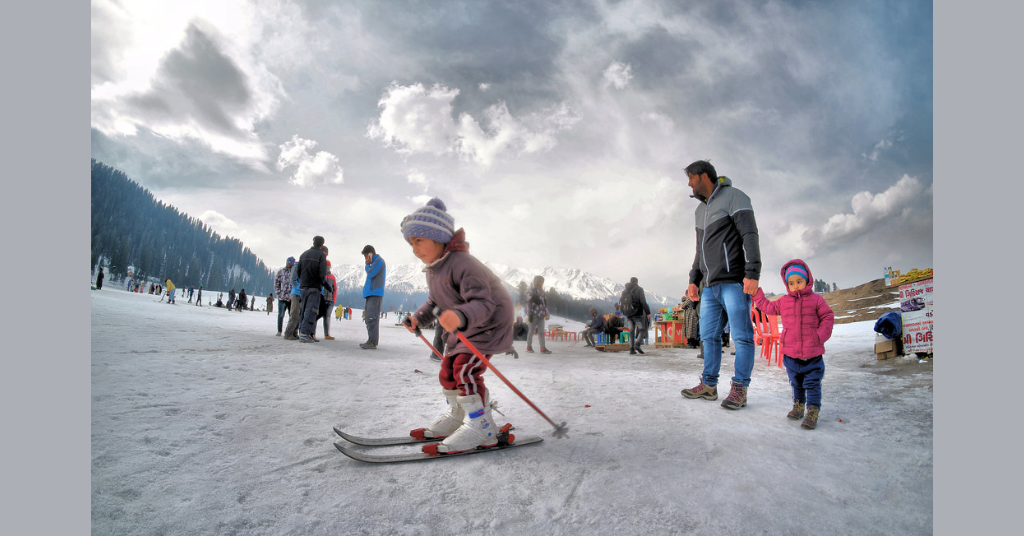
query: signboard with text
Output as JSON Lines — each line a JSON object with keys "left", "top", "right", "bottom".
{"left": 900, "top": 278, "right": 933, "bottom": 354}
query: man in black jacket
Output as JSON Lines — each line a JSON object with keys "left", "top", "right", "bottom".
{"left": 297, "top": 236, "right": 328, "bottom": 342}
{"left": 622, "top": 277, "right": 651, "bottom": 355}
{"left": 680, "top": 160, "right": 761, "bottom": 410}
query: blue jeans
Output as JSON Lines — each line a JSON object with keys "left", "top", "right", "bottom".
{"left": 364, "top": 295, "right": 382, "bottom": 345}
{"left": 277, "top": 300, "right": 290, "bottom": 333}
{"left": 698, "top": 282, "right": 755, "bottom": 387}
{"left": 784, "top": 356, "right": 825, "bottom": 407}
{"left": 299, "top": 288, "right": 321, "bottom": 337}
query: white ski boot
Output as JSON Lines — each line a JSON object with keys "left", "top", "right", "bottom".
{"left": 423, "top": 392, "right": 499, "bottom": 454}
{"left": 410, "top": 389, "right": 464, "bottom": 440}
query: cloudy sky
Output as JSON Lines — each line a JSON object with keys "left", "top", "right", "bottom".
{"left": 90, "top": 0, "right": 932, "bottom": 296}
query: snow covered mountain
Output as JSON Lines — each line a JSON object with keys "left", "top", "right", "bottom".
{"left": 330, "top": 261, "right": 675, "bottom": 307}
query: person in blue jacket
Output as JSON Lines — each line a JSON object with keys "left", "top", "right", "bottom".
{"left": 360, "top": 245, "right": 386, "bottom": 349}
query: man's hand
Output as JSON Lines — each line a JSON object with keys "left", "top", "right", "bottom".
{"left": 743, "top": 278, "right": 759, "bottom": 295}
{"left": 364, "top": 253, "right": 373, "bottom": 265}
{"left": 686, "top": 284, "right": 700, "bottom": 302}
{"left": 406, "top": 316, "right": 419, "bottom": 330}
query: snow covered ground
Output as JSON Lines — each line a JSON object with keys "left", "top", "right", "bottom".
{"left": 91, "top": 286, "right": 932, "bottom": 535}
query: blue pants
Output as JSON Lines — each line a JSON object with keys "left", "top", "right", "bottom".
{"left": 277, "top": 300, "right": 290, "bottom": 333}
{"left": 364, "top": 295, "right": 382, "bottom": 345}
{"left": 698, "top": 282, "right": 755, "bottom": 387}
{"left": 299, "top": 288, "right": 321, "bottom": 337}
{"left": 783, "top": 355, "right": 825, "bottom": 408}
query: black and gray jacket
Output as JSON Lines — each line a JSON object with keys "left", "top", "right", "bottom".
{"left": 688, "top": 176, "right": 761, "bottom": 287}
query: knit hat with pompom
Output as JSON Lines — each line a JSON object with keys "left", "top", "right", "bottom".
{"left": 401, "top": 198, "right": 455, "bottom": 244}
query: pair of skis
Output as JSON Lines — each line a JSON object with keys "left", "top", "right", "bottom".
{"left": 333, "top": 425, "right": 543, "bottom": 464}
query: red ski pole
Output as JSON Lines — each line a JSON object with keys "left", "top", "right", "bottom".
{"left": 453, "top": 330, "right": 569, "bottom": 438}
{"left": 403, "top": 321, "right": 445, "bottom": 360}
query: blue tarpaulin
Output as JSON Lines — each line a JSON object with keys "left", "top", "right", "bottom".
{"left": 873, "top": 311, "right": 902, "bottom": 340}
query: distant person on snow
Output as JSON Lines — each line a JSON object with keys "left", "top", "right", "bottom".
{"left": 164, "top": 278, "right": 176, "bottom": 304}
{"left": 401, "top": 197, "right": 516, "bottom": 455}
{"left": 526, "top": 275, "right": 552, "bottom": 354}
{"left": 318, "top": 259, "right": 337, "bottom": 340}
{"left": 228, "top": 289, "right": 236, "bottom": 311}
{"left": 274, "top": 257, "right": 295, "bottom": 336}
{"left": 360, "top": 245, "right": 386, "bottom": 350}
{"left": 95, "top": 267, "right": 104, "bottom": 290}
{"left": 237, "top": 289, "right": 247, "bottom": 312}
{"left": 752, "top": 260, "right": 835, "bottom": 430}
{"left": 581, "top": 308, "right": 606, "bottom": 347}
{"left": 621, "top": 277, "right": 651, "bottom": 355}
{"left": 195, "top": 285, "right": 202, "bottom": 307}
{"left": 284, "top": 261, "right": 302, "bottom": 340}
{"left": 297, "top": 236, "right": 328, "bottom": 342}
{"left": 511, "top": 316, "right": 529, "bottom": 341}
{"left": 266, "top": 294, "right": 273, "bottom": 315}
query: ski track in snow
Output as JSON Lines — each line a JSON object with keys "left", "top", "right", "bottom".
{"left": 92, "top": 286, "right": 932, "bottom": 535}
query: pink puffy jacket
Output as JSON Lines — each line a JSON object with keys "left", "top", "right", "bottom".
{"left": 752, "top": 259, "right": 834, "bottom": 360}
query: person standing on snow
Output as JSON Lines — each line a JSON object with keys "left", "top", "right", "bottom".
{"left": 359, "top": 245, "right": 386, "bottom": 350}
{"left": 680, "top": 160, "right": 761, "bottom": 410}
{"left": 621, "top": 277, "right": 651, "bottom": 355}
{"left": 401, "top": 198, "right": 515, "bottom": 455}
{"left": 274, "top": 257, "right": 295, "bottom": 336}
{"left": 95, "top": 267, "right": 104, "bottom": 290}
{"left": 526, "top": 275, "right": 552, "bottom": 354}
{"left": 752, "top": 260, "right": 834, "bottom": 429}
{"left": 297, "top": 236, "right": 328, "bottom": 342}
{"left": 321, "top": 259, "right": 338, "bottom": 340}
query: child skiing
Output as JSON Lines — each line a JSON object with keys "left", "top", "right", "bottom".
{"left": 752, "top": 259, "right": 835, "bottom": 429}
{"left": 401, "top": 198, "right": 516, "bottom": 454}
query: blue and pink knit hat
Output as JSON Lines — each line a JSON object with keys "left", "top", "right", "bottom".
{"left": 785, "top": 264, "right": 809, "bottom": 283}
{"left": 401, "top": 198, "right": 455, "bottom": 244}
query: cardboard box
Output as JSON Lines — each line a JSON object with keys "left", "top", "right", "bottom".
{"left": 875, "top": 338, "right": 897, "bottom": 360}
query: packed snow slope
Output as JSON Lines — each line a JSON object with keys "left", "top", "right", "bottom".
{"left": 92, "top": 287, "right": 932, "bottom": 535}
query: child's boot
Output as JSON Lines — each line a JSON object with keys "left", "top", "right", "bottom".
{"left": 787, "top": 402, "right": 806, "bottom": 420}
{"left": 410, "top": 389, "right": 464, "bottom": 440}
{"left": 423, "top": 393, "right": 498, "bottom": 454}
{"left": 801, "top": 405, "right": 819, "bottom": 429}
{"left": 720, "top": 381, "right": 747, "bottom": 410}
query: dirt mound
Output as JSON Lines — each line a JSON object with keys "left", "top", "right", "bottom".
{"left": 823, "top": 278, "right": 900, "bottom": 324}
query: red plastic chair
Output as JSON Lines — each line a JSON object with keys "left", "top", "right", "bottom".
{"left": 750, "top": 307, "right": 764, "bottom": 347}
{"left": 765, "top": 314, "right": 782, "bottom": 367}
{"left": 751, "top": 308, "right": 773, "bottom": 363}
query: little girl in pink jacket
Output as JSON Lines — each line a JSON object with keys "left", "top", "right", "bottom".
{"left": 752, "top": 259, "right": 834, "bottom": 430}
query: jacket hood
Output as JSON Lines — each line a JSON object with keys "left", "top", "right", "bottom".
{"left": 780, "top": 259, "right": 814, "bottom": 295}
{"left": 691, "top": 175, "right": 733, "bottom": 203}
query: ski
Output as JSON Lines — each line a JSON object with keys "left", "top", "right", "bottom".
{"left": 334, "top": 435, "right": 543, "bottom": 464}
{"left": 332, "top": 426, "right": 441, "bottom": 447}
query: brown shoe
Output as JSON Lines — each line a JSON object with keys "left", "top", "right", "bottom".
{"left": 681, "top": 382, "right": 718, "bottom": 400}
{"left": 787, "top": 402, "right": 806, "bottom": 420}
{"left": 720, "top": 381, "right": 747, "bottom": 410}
{"left": 324, "top": 335, "right": 335, "bottom": 340}
{"left": 801, "top": 405, "right": 819, "bottom": 429}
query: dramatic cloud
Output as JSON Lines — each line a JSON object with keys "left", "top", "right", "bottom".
{"left": 603, "top": 61, "right": 633, "bottom": 89}
{"left": 803, "top": 175, "right": 928, "bottom": 254}
{"left": 276, "top": 135, "right": 344, "bottom": 187}
{"left": 366, "top": 82, "right": 579, "bottom": 168}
